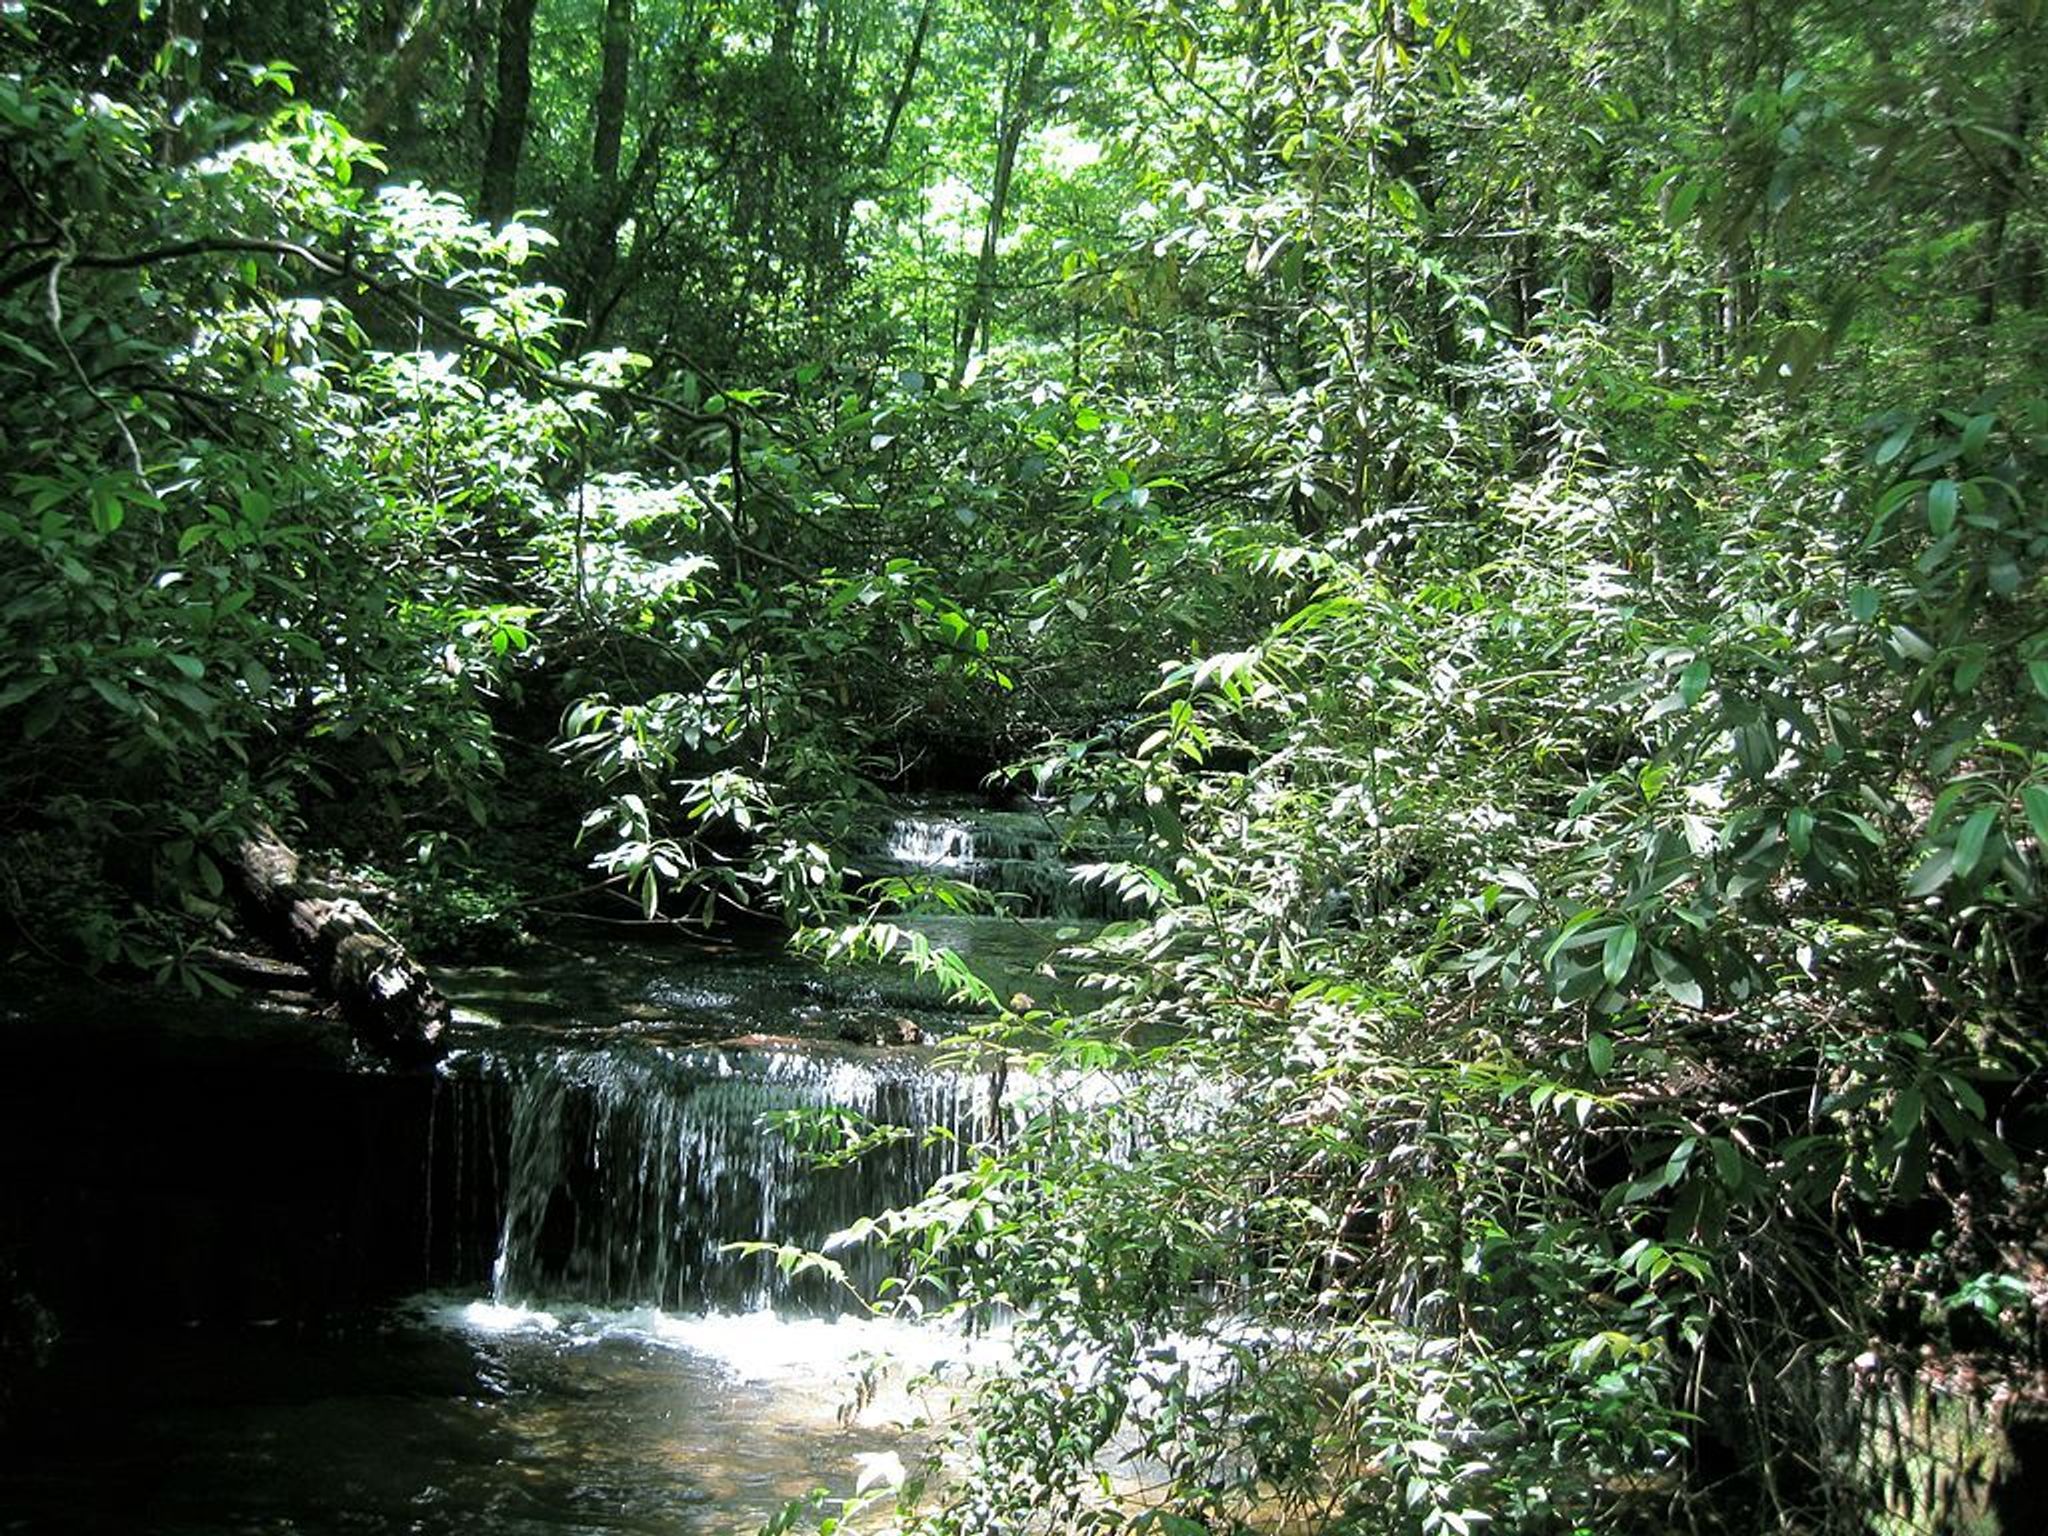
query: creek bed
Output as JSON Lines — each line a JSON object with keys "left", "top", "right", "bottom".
{"left": 2, "top": 1300, "right": 983, "bottom": 1535}
{"left": 0, "top": 913, "right": 1083, "bottom": 1534}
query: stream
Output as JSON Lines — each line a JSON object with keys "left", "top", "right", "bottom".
{"left": 0, "top": 804, "right": 1103, "bottom": 1535}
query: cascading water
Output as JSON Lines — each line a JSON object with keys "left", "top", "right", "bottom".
{"left": 885, "top": 815, "right": 980, "bottom": 870}
{"left": 877, "top": 799, "right": 1135, "bottom": 919}
{"left": 0, "top": 831, "right": 1101, "bottom": 1534}
{"left": 437, "top": 1039, "right": 995, "bottom": 1317}
{"left": 0, "top": 901, "right": 1121, "bottom": 1533}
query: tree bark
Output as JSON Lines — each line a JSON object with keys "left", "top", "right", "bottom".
{"left": 572, "top": 0, "right": 635, "bottom": 320}
{"left": 356, "top": 0, "right": 462, "bottom": 144}
{"left": 875, "top": 0, "right": 934, "bottom": 170}
{"left": 480, "top": 0, "right": 540, "bottom": 224}
{"left": 954, "top": 14, "right": 1051, "bottom": 384}
{"left": 1977, "top": 77, "right": 2036, "bottom": 327}
{"left": 230, "top": 829, "right": 449, "bottom": 1066}
{"left": 592, "top": 0, "right": 634, "bottom": 186}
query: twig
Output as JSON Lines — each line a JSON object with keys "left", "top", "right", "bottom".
{"left": 44, "top": 244, "right": 150, "bottom": 487}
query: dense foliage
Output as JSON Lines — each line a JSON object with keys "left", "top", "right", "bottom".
{"left": 5, "top": 0, "right": 2047, "bottom": 1530}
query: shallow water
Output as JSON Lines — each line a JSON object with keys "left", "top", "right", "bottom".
{"left": 0, "top": 917, "right": 1073, "bottom": 1536}
{"left": 1, "top": 1300, "right": 988, "bottom": 1535}
{"left": 437, "top": 914, "right": 1089, "bottom": 1040}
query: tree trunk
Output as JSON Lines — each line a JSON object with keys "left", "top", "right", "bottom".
{"left": 1977, "top": 76, "right": 2036, "bottom": 327}
{"left": 160, "top": 0, "right": 208, "bottom": 162}
{"left": 592, "top": 0, "right": 633, "bottom": 185}
{"left": 954, "top": 15, "right": 1051, "bottom": 384}
{"left": 464, "top": 0, "right": 493, "bottom": 158}
{"left": 874, "top": 0, "right": 934, "bottom": 170}
{"left": 356, "top": 0, "right": 461, "bottom": 144}
{"left": 480, "top": 0, "right": 540, "bottom": 224}
{"left": 230, "top": 829, "right": 449, "bottom": 1066}
{"left": 572, "top": 0, "right": 635, "bottom": 319}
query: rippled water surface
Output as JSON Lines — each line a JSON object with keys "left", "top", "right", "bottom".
{"left": 2, "top": 1300, "right": 983, "bottom": 1535}
{"left": 1, "top": 841, "right": 1099, "bottom": 1535}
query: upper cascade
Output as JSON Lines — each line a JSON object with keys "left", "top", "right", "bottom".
{"left": 884, "top": 816, "right": 981, "bottom": 870}
{"left": 873, "top": 799, "right": 1129, "bottom": 919}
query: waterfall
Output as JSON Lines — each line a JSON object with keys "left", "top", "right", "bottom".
{"left": 884, "top": 816, "right": 980, "bottom": 870}
{"left": 876, "top": 801, "right": 1134, "bottom": 919}
{"left": 415, "top": 799, "right": 1137, "bottom": 1324}
{"left": 437, "top": 1042, "right": 994, "bottom": 1317}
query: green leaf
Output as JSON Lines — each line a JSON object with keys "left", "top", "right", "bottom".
{"left": 1890, "top": 625, "right": 1936, "bottom": 663}
{"left": 88, "top": 676, "right": 138, "bottom": 716}
{"left": 89, "top": 486, "right": 125, "bottom": 535}
{"left": 1787, "top": 808, "right": 1815, "bottom": 856}
{"left": 1927, "top": 479, "right": 1959, "bottom": 537}
{"left": 1601, "top": 924, "right": 1639, "bottom": 987}
{"left": 1848, "top": 586, "right": 1880, "bottom": 622}
{"left": 1952, "top": 806, "right": 1996, "bottom": 881}
{"left": 1734, "top": 720, "right": 1778, "bottom": 780}
{"left": 1650, "top": 948, "right": 1703, "bottom": 1008}
{"left": 0, "top": 675, "right": 51, "bottom": 712}
{"left": 2028, "top": 661, "right": 2048, "bottom": 699}
{"left": 1665, "top": 179, "right": 1704, "bottom": 227}
{"left": 158, "top": 681, "right": 214, "bottom": 716}
{"left": 1542, "top": 910, "right": 1607, "bottom": 966}
{"left": 1953, "top": 646, "right": 1989, "bottom": 692}
{"left": 1867, "top": 478, "right": 1927, "bottom": 544}
{"left": 2019, "top": 785, "right": 2048, "bottom": 848}
{"left": 1679, "top": 658, "right": 1710, "bottom": 707}
{"left": 1586, "top": 1032, "right": 1615, "bottom": 1074}
{"left": 1874, "top": 424, "right": 1913, "bottom": 465}
{"left": 1906, "top": 846, "right": 1955, "bottom": 897}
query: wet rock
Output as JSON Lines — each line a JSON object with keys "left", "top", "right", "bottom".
{"left": 837, "top": 1015, "right": 925, "bottom": 1048}
{"left": 0, "top": 1263, "right": 58, "bottom": 1431}
{"left": 719, "top": 1032, "right": 811, "bottom": 1051}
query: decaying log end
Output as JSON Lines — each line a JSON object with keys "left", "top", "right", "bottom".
{"left": 230, "top": 827, "right": 449, "bottom": 1067}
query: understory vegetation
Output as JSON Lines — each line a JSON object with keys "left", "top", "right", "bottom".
{"left": 4, "top": 0, "right": 2046, "bottom": 1529}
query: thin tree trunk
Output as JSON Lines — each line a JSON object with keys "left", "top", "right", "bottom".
{"left": 1654, "top": 0, "right": 1683, "bottom": 375}
{"left": 592, "top": 0, "right": 634, "bottom": 187}
{"left": 1977, "top": 78, "right": 2036, "bottom": 327}
{"left": 1586, "top": 144, "right": 1616, "bottom": 322}
{"left": 573, "top": 0, "right": 635, "bottom": 318}
{"left": 357, "top": 0, "right": 462, "bottom": 144}
{"left": 464, "top": 0, "right": 492, "bottom": 158}
{"left": 802, "top": 0, "right": 860, "bottom": 307}
{"left": 954, "top": 16, "right": 1051, "bottom": 384}
{"left": 579, "top": 41, "right": 707, "bottom": 346}
{"left": 479, "top": 0, "right": 540, "bottom": 224}
{"left": 730, "top": 0, "right": 803, "bottom": 353}
{"left": 875, "top": 0, "right": 934, "bottom": 169}
{"left": 160, "top": 0, "right": 208, "bottom": 162}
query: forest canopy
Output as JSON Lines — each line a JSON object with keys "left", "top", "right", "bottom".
{"left": 3, "top": 0, "right": 2046, "bottom": 1530}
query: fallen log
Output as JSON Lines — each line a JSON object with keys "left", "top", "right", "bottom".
{"left": 228, "top": 828, "right": 448, "bottom": 1066}
{"left": 188, "top": 946, "right": 314, "bottom": 993}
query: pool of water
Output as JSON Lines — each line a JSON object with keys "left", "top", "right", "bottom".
{"left": 1, "top": 1300, "right": 990, "bottom": 1535}
{"left": 0, "top": 920, "right": 1077, "bottom": 1536}
{"left": 435, "top": 915, "right": 1097, "bottom": 1041}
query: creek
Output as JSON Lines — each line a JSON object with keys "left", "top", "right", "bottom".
{"left": 0, "top": 803, "right": 1101, "bottom": 1535}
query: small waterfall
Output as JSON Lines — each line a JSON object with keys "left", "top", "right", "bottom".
{"left": 877, "top": 801, "right": 1134, "bottom": 919}
{"left": 437, "top": 1042, "right": 994, "bottom": 1317}
{"left": 885, "top": 817, "right": 979, "bottom": 870}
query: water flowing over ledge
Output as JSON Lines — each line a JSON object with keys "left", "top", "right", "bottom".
{"left": 441, "top": 1038, "right": 998, "bottom": 1316}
